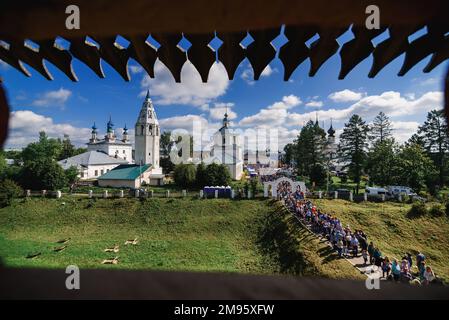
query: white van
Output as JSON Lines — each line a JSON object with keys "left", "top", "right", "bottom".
{"left": 387, "top": 186, "right": 417, "bottom": 197}
{"left": 365, "top": 187, "right": 388, "bottom": 198}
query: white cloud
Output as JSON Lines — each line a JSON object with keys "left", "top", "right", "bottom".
{"left": 261, "top": 65, "right": 277, "bottom": 77}
{"left": 159, "top": 114, "right": 211, "bottom": 133}
{"left": 6, "top": 110, "right": 90, "bottom": 148}
{"left": 328, "top": 89, "right": 364, "bottom": 102}
{"left": 208, "top": 103, "right": 237, "bottom": 120}
{"left": 31, "top": 88, "right": 72, "bottom": 108}
{"left": 390, "top": 121, "right": 420, "bottom": 144}
{"left": 140, "top": 59, "right": 229, "bottom": 106}
{"left": 240, "top": 64, "right": 277, "bottom": 85}
{"left": 129, "top": 65, "right": 143, "bottom": 74}
{"left": 305, "top": 100, "right": 324, "bottom": 108}
{"left": 286, "top": 91, "right": 443, "bottom": 127}
{"left": 239, "top": 95, "right": 302, "bottom": 127}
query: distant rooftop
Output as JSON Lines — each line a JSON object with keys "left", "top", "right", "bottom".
{"left": 58, "top": 150, "right": 128, "bottom": 170}
{"left": 98, "top": 164, "right": 152, "bottom": 180}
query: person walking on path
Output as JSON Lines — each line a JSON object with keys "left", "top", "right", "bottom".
{"left": 368, "top": 242, "right": 375, "bottom": 264}
{"left": 391, "top": 259, "right": 401, "bottom": 282}
{"left": 382, "top": 257, "right": 391, "bottom": 278}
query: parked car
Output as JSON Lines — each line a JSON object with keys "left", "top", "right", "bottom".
{"left": 386, "top": 186, "right": 426, "bottom": 201}
{"left": 365, "top": 187, "right": 388, "bottom": 198}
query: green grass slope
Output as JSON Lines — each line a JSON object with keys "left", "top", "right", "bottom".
{"left": 314, "top": 199, "right": 449, "bottom": 282}
{"left": 0, "top": 197, "right": 361, "bottom": 280}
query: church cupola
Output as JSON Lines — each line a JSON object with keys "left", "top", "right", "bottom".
{"left": 122, "top": 124, "right": 129, "bottom": 143}
{"left": 90, "top": 122, "right": 98, "bottom": 143}
{"left": 223, "top": 112, "right": 229, "bottom": 129}
{"left": 327, "top": 119, "right": 335, "bottom": 138}
{"left": 105, "top": 116, "right": 116, "bottom": 142}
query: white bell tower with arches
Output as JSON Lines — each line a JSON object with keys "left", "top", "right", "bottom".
{"left": 135, "top": 90, "right": 161, "bottom": 173}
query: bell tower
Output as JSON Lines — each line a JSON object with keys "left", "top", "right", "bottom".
{"left": 134, "top": 90, "right": 160, "bottom": 168}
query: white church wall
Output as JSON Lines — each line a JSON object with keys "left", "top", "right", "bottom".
{"left": 84, "top": 164, "right": 122, "bottom": 180}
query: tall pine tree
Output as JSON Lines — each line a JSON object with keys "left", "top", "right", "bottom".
{"left": 293, "top": 120, "right": 326, "bottom": 182}
{"left": 338, "top": 114, "right": 370, "bottom": 194}
{"left": 370, "top": 111, "right": 392, "bottom": 143}
{"left": 418, "top": 109, "right": 449, "bottom": 187}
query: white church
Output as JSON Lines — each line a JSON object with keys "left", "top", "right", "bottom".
{"left": 200, "top": 112, "right": 243, "bottom": 180}
{"left": 58, "top": 91, "right": 164, "bottom": 188}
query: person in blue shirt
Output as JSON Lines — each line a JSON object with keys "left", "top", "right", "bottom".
{"left": 391, "top": 259, "right": 401, "bottom": 281}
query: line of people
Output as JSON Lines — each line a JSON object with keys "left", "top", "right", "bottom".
{"left": 278, "top": 183, "right": 440, "bottom": 286}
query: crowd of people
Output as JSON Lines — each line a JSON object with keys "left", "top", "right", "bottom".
{"left": 277, "top": 182, "right": 440, "bottom": 286}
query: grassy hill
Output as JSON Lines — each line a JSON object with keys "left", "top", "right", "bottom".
{"left": 0, "top": 197, "right": 361, "bottom": 280}
{"left": 314, "top": 199, "right": 449, "bottom": 282}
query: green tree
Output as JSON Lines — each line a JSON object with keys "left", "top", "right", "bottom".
{"left": 309, "top": 163, "right": 327, "bottom": 187}
{"left": 0, "top": 179, "right": 23, "bottom": 207}
{"left": 20, "top": 159, "right": 68, "bottom": 190}
{"left": 205, "top": 163, "right": 231, "bottom": 186}
{"left": 21, "top": 131, "right": 62, "bottom": 163}
{"left": 406, "top": 133, "right": 426, "bottom": 148}
{"left": 396, "top": 143, "right": 437, "bottom": 192}
{"left": 294, "top": 120, "right": 326, "bottom": 180}
{"left": 370, "top": 111, "right": 392, "bottom": 143}
{"left": 58, "top": 134, "right": 76, "bottom": 160}
{"left": 173, "top": 163, "right": 197, "bottom": 188}
{"left": 65, "top": 166, "right": 80, "bottom": 185}
{"left": 366, "top": 138, "right": 399, "bottom": 186}
{"left": 195, "top": 162, "right": 208, "bottom": 188}
{"left": 0, "top": 151, "right": 6, "bottom": 179}
{"left": 282, "top": 143, "right": 296, "bottom": 167}
{"left": 418, "top": 109, "right": 449, "bottom": 188}
{"left": 338, "top": 114, "right": 370, "bottom": 194}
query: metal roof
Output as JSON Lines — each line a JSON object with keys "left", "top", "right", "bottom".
{"left": 58, "top": 150, "right": 128, "bottom": 170}
{"left": 98, "top": 164, "right": 152, "bottom": 180}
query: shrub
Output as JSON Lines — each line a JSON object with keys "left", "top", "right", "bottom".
{"left": 0, "top": 179, "right": 23, "bottom": 207}
{"left": 418, "top": 191, "right": 430, "bottom": 200}
{"left": 445, "top": 202, "right": 449, "bottom": 217}
{"left": 20, "top": 159, "right": 68, "bottom": 190}
{"left": 429, "top": 203, "right": 445, "bottom": 217}
{"left": 309, "top": 164, "right": 326, "bottom": 187}
{"left": 195, "top": 162, "right": 208, "bottom": 188}
{"left": 407, "top": 202, "right": 427, "bottom": 218}
{"left": 173, "top": 164, "right": 197, "bottom": 188}
{"left": 204, "top": 163, "right": 231, "bottom": 186}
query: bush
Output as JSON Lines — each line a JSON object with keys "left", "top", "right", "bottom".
{"left": 407, "top": 202, "right": 428, "bottom": 218}
{"left": 173, "top": 164, "right": 197, "bottom": 188}
{"left": 20, "top": 159, "right": 68, "bottom": 190}
{"left": 195, "top": 162, "right": 208, "bottom": 188}
{"left": 418, "top": 191, "right": 430, "bottom": 201}
{"left": 309, "top": 164, "right": 326, "bottom": 187}
{"left": 429, "top": 204, "right": 445, "bottom": 217}
{"left": 0, "top": 179, "right": 23, "bottom": 207}
{"left": 204, "top": 163, "right": 231, "bottom": 186}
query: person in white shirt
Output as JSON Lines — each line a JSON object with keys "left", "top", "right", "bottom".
{"left": 423, "top": 266, "right": 435, "bottom": 285}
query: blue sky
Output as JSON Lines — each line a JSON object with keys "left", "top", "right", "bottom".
{"left": 0, "top": 26, "right": 447, "bottom": 150}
